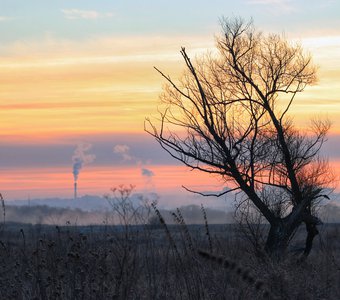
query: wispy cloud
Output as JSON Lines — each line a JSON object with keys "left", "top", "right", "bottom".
{"left": 0, "top": 16, "right": 13, "bottom": 22}
{"left": 61, "top": 9, "right": 114, "bottom": 20}
{"left": 247, "top": 0, "right": 296, "bottom": 13}
{"left": 0, "top": 34, "right": 212, "bottom": 66}
{"left": 248, "top": 0, "right": 287, "bottom": 4}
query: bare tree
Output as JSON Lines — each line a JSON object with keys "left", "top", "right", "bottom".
{"left": 146, "top": 18, "right": 333, "bottom": 259}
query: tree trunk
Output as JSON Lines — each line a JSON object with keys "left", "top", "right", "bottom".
{"left": 265, "top": 215, "right": 320, "bottom": 260}
{"left": 264, "top": 220, "right": 295, "bottom": 259}
{"left": 299, "top": 221, "right": 319, "bottom": 261}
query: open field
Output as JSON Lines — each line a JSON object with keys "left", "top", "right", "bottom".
{"left": 0, "top": 221, "right": 339, "bottom": 300}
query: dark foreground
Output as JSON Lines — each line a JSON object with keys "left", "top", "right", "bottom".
{"left": 0, "top": 222, "right": 339, "bottom": 299}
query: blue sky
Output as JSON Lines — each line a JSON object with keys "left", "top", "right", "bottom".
{"left": 1, "top": 0, "right": 340, "bottom": 43}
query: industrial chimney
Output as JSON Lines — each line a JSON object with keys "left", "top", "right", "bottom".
{"left": 72, "top": 143, "right": 95, "bottom": 200}
{"left": 74, "top": 181, "right": 77, "bottom": 199}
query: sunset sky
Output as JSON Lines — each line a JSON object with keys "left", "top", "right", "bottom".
{"left": 1, "top": 0, "right": 340, "bottom": 206}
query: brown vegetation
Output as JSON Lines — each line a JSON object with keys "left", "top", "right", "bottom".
{"left": 0, "top": 220, "right": 339, "bottom": 299}
{"left": 0, "top": 187, "right": 339, "bottom": 299}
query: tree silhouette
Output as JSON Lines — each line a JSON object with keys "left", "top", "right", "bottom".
{"left": 146, "top": 18, "right": 332, "bottom": 259}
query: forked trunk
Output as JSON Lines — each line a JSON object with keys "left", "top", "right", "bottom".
{"left": 264, "top": 220, "right": 295, "bottom": 259}
{"left": 265, "top": 217, "right": 319, "bottom": 260}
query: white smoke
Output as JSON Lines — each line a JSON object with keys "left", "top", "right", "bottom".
{"left": 113, "top": 144, "right": 155, "bottom": 190}
{"left": 72, "top": 143, "right": 96, "bottom": 182}
{"left": 113, "top": 144, "right": 133, "bottom": 161}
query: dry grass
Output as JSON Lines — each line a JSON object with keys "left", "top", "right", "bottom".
{"left": 0, "top": 221, "right": 339, "bottom": 300}
{"left": 0, "top": 188, "right": 339, "bottom": 299}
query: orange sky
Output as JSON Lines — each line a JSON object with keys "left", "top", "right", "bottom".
{"left": 0, "top": 165, "right": 229, "bottom": 207}
{"left": 1, "top": 35, "right": 340, "bottom": 139}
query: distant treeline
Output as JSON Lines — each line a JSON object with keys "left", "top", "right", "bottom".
{"left": 1, "top": 203, "right": 339, "bottom": 226}
{"left": 1, "top": 204, "right": 234, "bottom": 225}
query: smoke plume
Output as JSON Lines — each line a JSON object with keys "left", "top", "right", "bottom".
{"left": 72, "top": 143, "right": 96, "bottom": 182}
{"left": 141, "top": 167, "right": 155, "bottom": 190}
{"left": 113, "top": 144, "right": 133, "bottom": 161}
{"left": 141, "top": 168, "right": 154, "bottom": 178}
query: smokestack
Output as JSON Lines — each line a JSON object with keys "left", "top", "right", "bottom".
{"left": 72, "top": 143, "right": 95, "bottom": 200}
{"left": 74, "top": 182, "right": 77, "bottom": 199}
